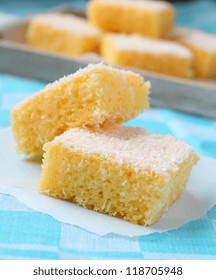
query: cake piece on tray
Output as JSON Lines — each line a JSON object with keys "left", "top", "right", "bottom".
{"left": 88, "top": 0, "right": 175, "bottom": 38}
{"left": 101, "top": 33, "right": 194, "bottom": 78}
{"left": 39, "top": 125, "right": 199, "bottom": 225}
{"left": 26, "top": 13, "right": 101, "bottom": 56}
{"left": 169, "top": 28, "right": 216, "bottom": 79}
{"left": 11, "top": 63, "right": 150, "bottom": 157}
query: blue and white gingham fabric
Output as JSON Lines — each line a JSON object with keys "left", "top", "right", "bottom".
{"left": 0, "top": 0, "right": 216, "bottom": 260}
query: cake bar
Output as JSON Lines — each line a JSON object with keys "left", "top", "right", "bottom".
{"left": 11, "top": 63, "right": 150, "bottom": 156}
{"left": 27, "top": 13, "right": 101, "bottom": 56}
{"left": 170, "top": 28, "right": 216, "bottom": 79}
{"left": 39, "top": 125, "right": 198, "bottom": 225}
{"left": 101, "top": 33, "right": 194, "bottom": 78}
{"left": 88, "top": 0, "right": 175, "bottom": 38}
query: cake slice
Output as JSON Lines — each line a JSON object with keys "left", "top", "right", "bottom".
{"left": 101, "top": 33, "right": 194, "bottom": 78}
{"left": 11, "top": 63, "right": 150, "bottom": 157}
{"left": 26, "top": 13, "right": 101, "bottom": 56}
{"left": 169, "top": 28, "right": 216, "bottom": 79}
{"left": 38, "top": 125, "right": 199, "bottom": 225}
{"left": 88, "top": 0, "right": 175, "bottom": 38}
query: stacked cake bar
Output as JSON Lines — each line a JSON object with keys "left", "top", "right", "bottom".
{"left": 11, "top": 63, "right": 199, "bottom": 225}
{"left": 39, "top": 125, "right": 198, "bottom": 225}
{"left": 11, "top": 63, "right": 150, "bottom": 156}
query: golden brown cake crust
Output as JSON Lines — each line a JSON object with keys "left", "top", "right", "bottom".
{"left": 88, "top": 0, "right": 175, "bottom": 38}
{"left": 11, "top": 63, "right": 150, "bottom": 156}
{"left": 39, "top": 125, "right": 199, "bottom": 225}
{"left": 101, "top": 33, "right": 194, "bottom": 78}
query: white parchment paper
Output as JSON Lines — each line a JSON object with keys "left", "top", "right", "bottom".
{"left": 0, "top": 128, "right": 216, "bottom": 236}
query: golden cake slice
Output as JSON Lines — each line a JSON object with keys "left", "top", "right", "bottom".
{"left": 39, "top": 125, "right": 199, "bottom": 225}
{"left": 26, "top": 13, "right": 101, "bottom": 56}
{"left": 88, "top": 0, "right": 175, "bottom": 38}
{"left": 101, "top": 33, "right": 194, "bottom": 78}
{"left": 169, "top": 28, "right": 216, "bottom": 79}
{"left": 11, "top": 63, "right": 150, "bottom": 157}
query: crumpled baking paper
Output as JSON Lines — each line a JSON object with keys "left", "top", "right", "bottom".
{"left": 0, "top": 128, "right": 215, "bottom": 236}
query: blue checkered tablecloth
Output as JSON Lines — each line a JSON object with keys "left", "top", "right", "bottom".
{"left": 0, "top": 0, "right": 216, "bottom": 260}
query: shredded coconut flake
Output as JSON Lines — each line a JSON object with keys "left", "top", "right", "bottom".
{"left": 45, "top": 62, "right": 142, "bottom": 90}
{"left": 174, "top": 28, "right": 216, "bottom": 53}
{"left": 31, "top": 13, "right": 100, "bottom": 35}
{"left": 52, "top": 125, "right": 196, "bottom": 175}
{"left": 14, "top": 62, "right": 143, "bottom": 109}
{"left": 95, "top": 0, "right": 171, "bottom": 11}
{"left": 108, "top": 33, "right": 192, "bottom": 58}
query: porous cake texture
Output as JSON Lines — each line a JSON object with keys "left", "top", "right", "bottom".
{"left": 101, "top": 33, "right": 194, "bottom": 78}
{"left": 170, "top": 28, "right": 216, "bottom": 79}
{"left": 39, "top": 125, "right": 199, "bottom": 225}
{"left": 11, "top": 63, "right": 150, "bottom": 156}
{"left": 26, "top": 13, "right": 101, "bottom": 56}
{"left": 88, "top": 0, "right": 175, "bottom": 38}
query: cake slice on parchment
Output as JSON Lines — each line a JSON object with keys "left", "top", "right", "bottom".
{"left": 38, "top": 125, "right": 199, "bottom": 225}
{"left": 11, "top": 63, "right": 150, "bottom": 157}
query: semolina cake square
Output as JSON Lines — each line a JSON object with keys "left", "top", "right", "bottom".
{"left": 38, "top": 125, "right": 199, "bottom": 225}
{"left": 11, "top": 63, "right": 150, "bottom": 157}
{"left": 88, "top": 0, "right": 175, "bottom": 38}
{"left": 101, "top": 33, "right": 194, "bottom": 78}
{"left": 169, "top": 28, "right": 216, "bottom": 79}
{"left": 26, "top": 13, "right": 101, "bottom": 56}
